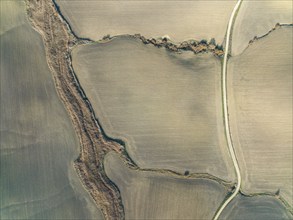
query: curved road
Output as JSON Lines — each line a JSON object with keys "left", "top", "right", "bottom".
{"left": 213, "top": 0, "right": 242, "bottom": 219}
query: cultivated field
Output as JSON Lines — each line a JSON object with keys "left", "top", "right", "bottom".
{"left": 228, "top": 27, "right": 292, "bottom": 206}
{"left": 232, "top": 0, "right": 292, "bottom": 55}
{"left": 0, "top": 1, "right": 103, "bottom": 219}
{"left": 2, "top": 0, "right": 292, "bottom": 219}
{"left": 56, "top": 0, "right": 236, "bottom": 43}
{"left": 0, "top": 1, "right": 27, "bottom": 36}
{"left": 72, "top": 36, "right": 235, "bottom": 181}
{"left": 220, "top": 194, "right": 293, "bottom": 220}
{"left": 105, "top": 152, "right": 229, "bottom": 219}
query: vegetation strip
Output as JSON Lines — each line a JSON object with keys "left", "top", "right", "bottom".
{"left": 101, "top": 34, "right": 225, "bottom": 56}
{"left": 26, "top": 1, "right": 126, "bottom": 219}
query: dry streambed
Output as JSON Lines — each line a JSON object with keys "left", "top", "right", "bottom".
{"left": 0, "top": 1, "right": 103, "bottom": 219}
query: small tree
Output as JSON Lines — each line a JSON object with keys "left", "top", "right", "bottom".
{"left": 209, "top": 38, "right": 216, "bottom": 45}
{"left": 275, "top": 189, "right": 280, "bottom": 196}
{"left": 102, "top": 34, "right": 110, "bottom": 40}
{"left": 184, "top": 170, "right": 190, "bottom": 176}
{"left": 216, "top": 44, "right": 223, "bottom": 50}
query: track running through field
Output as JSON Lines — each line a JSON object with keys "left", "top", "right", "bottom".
{"left": 213, "top": 0, "right": 242, "bottom": 219}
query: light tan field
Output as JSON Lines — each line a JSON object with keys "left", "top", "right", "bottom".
{"left": 0, "top": 1, "right": 27, "bottom": 36}
{"left": 228, "top": 27, "right": 292, "bottom": 206}
{"left": 0, "top": 1, "right": 103, "bottom": 219}
{"left": 220, "top": 194, "right": 293, "bottom": 220}
{"left": 72, "top": 36, "right": 235, "bottom": 181}
{"left": 56, "top": 0, "right": 236, "bottom": 43}
{"left": 232, "top": 0, "right": 292, "bottom": 55}
{"left": 105, "top": 152, "right": 229, "bottom": 219}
